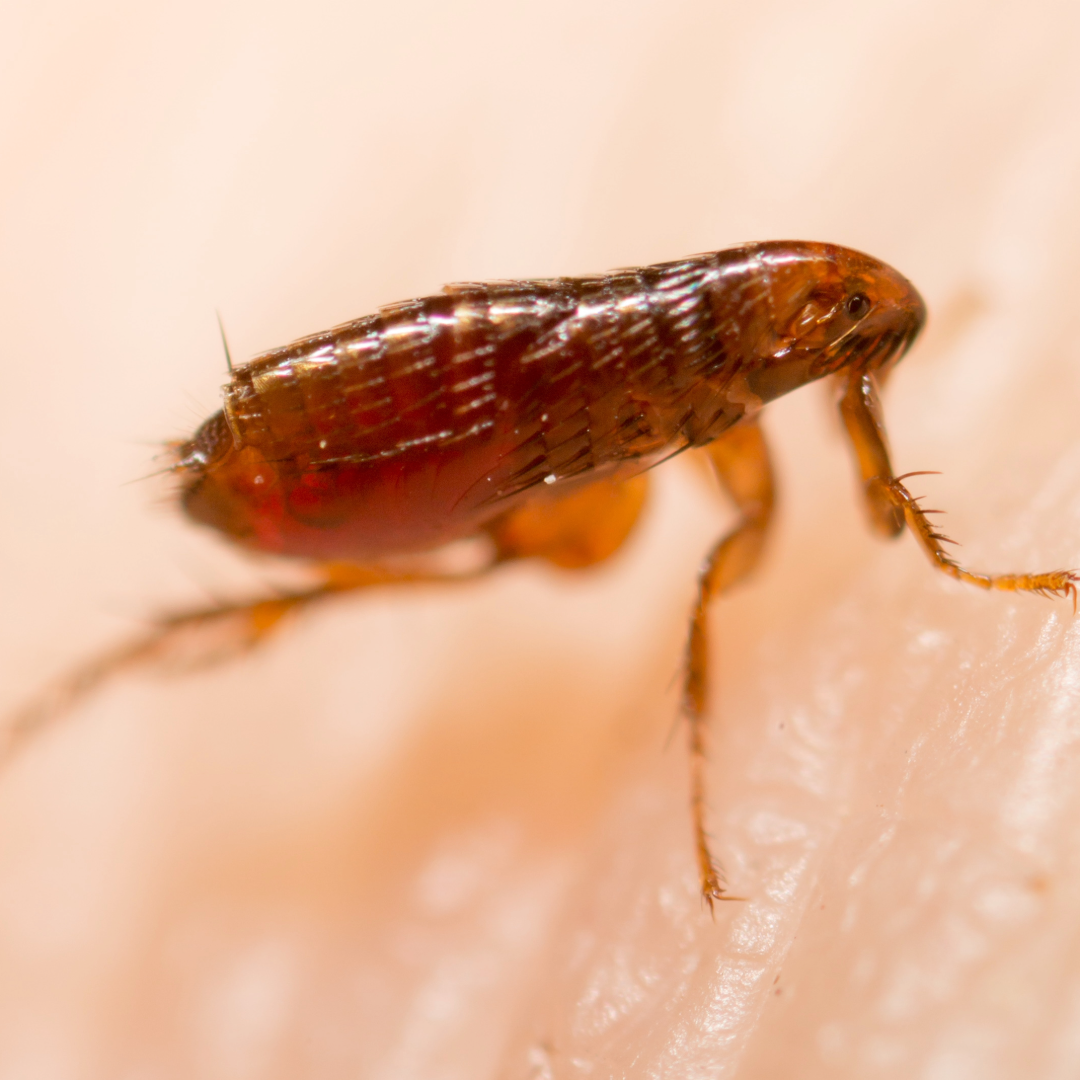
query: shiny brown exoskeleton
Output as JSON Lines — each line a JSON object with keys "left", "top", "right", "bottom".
{"left": 12, "top": 241, "right": 1077, "bottom": 909}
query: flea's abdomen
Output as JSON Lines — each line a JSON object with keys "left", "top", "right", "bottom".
{"left": 176, "top": 242, "right": 925, "bottom": 560}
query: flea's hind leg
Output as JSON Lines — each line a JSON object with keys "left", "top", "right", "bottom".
{"left": 483, "top": 473, "right": 649, "bottom": 569}
{"left": 839, "top": 372, "right": 1077, "bottom": 604}
{"left": 9, "top": 478, "right": 652, "bottom": 763}
{"left": 5, "top": 562, "right": 487, "bottom": 763}
{"left": 687, "top": 418, "right": 775, "bottom": 909}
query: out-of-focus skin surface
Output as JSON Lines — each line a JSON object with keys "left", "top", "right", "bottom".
{"left": 2, "top": 1, "right": 1080, "bottom": 1076}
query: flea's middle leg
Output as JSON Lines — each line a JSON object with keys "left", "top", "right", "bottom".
{"left": 686, "top": 418, "right": 775, "bottom": 909}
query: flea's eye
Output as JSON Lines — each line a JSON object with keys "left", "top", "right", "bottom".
{"left": 846, "top": 293, "right": 870, "bottom": 319}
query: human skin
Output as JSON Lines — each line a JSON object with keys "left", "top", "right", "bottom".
{"left": 3, "top": 1, "right": 1080, "bottom": 1077}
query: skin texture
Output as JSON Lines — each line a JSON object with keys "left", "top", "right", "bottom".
{"left": 2, "top": 1, "right": 1080, "bottom": 1077}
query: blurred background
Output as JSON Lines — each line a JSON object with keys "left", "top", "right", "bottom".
{"left": 3, "top": 1, "right": 1080, "bottom": 1076}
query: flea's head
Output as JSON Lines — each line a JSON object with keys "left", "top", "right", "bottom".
{"left": 742, "top": 240, "right": 927, "bottom": 401}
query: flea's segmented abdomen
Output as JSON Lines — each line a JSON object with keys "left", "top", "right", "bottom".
{"left": 225, "top": 253, "right": 757, "bottom": 486}
{"left": 178, "top": 240, "right": 922, "bottom": 559}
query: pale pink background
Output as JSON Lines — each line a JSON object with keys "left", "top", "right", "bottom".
{"left": 3, "top": 1, "right": 1080, "bottom": 1077}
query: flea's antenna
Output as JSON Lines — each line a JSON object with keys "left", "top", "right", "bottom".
{"left": 215, "top": 310, "right": 234, "bottom": 374}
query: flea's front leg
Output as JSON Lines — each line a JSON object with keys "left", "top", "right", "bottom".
{"left": 839, "top": 372, "right": 1077, "bottom": 605}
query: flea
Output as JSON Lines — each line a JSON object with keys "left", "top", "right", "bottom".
{"left": 12, "top": 241, "right": 1076, "bottom": 909}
